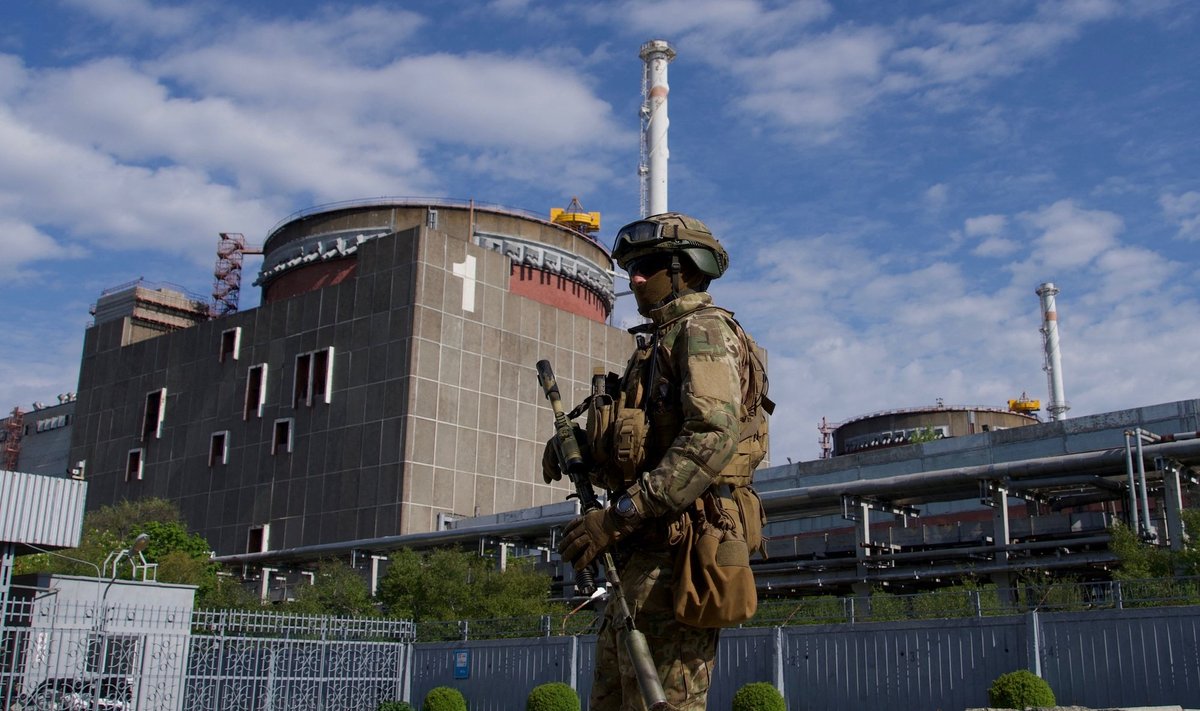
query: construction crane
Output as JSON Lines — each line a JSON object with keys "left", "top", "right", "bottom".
{"left": 549, "top": 197, "right": 601, "bottom": 237}
{"left": 210, "top": 232, "right": 263, "bottom": 318}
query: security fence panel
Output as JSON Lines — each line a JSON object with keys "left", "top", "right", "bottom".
{"left": 779, "top": 615, "right": 1028, "bottom": 711}
{"left": 410, "top": 636, "right": 579, "bottom": 711}
{"left": 1038, "top": 605, "right": 1200, "bottom": 709}
{"left": 183, "top": 611, "right": 412, "bottom": 711}
{"left": 575, "top": 633, "right": 597, "bottom": 703}
{"left": 708, "top": 627, "right": 777, "bottom": 709}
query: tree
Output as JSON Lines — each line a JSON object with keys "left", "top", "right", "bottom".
{"left": 12, "top": 498, "right": 254, "bottom": 608}
{"left": 1110, "top": 510, "right": 1200, "bottom": 586}
{"left": 288, "top": 559, "right": 378, "bottom": 617}
{"left": 377, "top": 547, "right": 564, "bottom": 621}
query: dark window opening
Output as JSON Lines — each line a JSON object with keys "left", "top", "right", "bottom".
{"left": 244, "top": 364, "right": 267, "bottom": 420}
{"left": 141, "top": 388, "right": 166, "bottom": 441}
{"left": 293, "top": 353, "right": 312, "bottom": 408}
{"left": 219, "top": 327, "right": 241, "bottom": 362}
{"left": 247, "top": 525, "right": 268, "bottom": 553}
{"left": 209, "top": 431, "right": 229, "bottom": 467}
{"left": 293, "top": 347, "right": 334, "bottom": 408}
{"left": 272, "top": 418, "right": 293, "bottom": 455}
{"left": 126, "top": 449, "right": 143, "bottom": 481}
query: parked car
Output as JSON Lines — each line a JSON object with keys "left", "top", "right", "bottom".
{"left": 8, "top": 676, "right": 132, "bottom": 711}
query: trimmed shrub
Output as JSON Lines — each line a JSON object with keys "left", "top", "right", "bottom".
{"left": 987, "top": 669, "right": 1056, "bottom": 709}
{"left": 526, "top": 682, "right": 580, "bottom": 711}
{"left": 422, "top": 686, "right": 468, "bottom": 711}
{"left": 378, "top": 702, "right": 416, "bottom": 711}
{"left": 731, "top": 682, "right": 786, "bottom": 711}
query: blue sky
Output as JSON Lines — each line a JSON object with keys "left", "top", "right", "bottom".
{"left": 1, "top": 0, "right": 1197, "bottom": 463}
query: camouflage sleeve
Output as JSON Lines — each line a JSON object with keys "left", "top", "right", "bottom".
{"left": 639, "top": 313, "right": 746, "bottom": 518}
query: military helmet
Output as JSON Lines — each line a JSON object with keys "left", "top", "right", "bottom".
{"left": 611, "top": 212, "right": 729, "bottom": 279}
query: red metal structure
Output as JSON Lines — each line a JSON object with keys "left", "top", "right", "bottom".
{"left": 210, "top": 233, "right": 262, "bottom": 318}
{"left": 3, "top": 407, "right": 23, "bottom": 471}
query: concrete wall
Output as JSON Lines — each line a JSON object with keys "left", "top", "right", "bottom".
{"left": 71, "top": 220, "right": 633, "bottom": 556}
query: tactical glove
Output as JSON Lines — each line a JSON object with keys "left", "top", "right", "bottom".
{"left": 558, "top": 496, "right": 642, "bottom": 571}
{"left": 541, "top": 427, "right": 589, "bottom": 485}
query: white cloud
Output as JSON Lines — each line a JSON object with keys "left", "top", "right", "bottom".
{"left": 1160, "top": 191, "right": 1200, "bottom": 240}
{"left": 1022, "top": 200, "right": 1122, "bottom": 271}
{"left": 733, "top": 27, "right": 893, "bottom": 132}
{"left": 0, "top": 219, "right": 81, "bottom": 280}
{"left": 965, "top": 214, "right": 1006, "bottom": 236}
{"left": 966, "top": 214, "right": 1018, "bottom": 257}
{"left": 0, "top": 103, "right": 280, "bottom": 268}
{"left": 924, "top": 183, "right": 949, "bottom": 212}
{"left": 62, "top": 0, "right": 200, "bottom": 38}
{"left": 617, "top": 0, "right": 832, "bottom": 43}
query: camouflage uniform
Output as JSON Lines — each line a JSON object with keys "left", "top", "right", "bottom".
{"left": 590, "top": 291, "right": 750, "bottom": 711}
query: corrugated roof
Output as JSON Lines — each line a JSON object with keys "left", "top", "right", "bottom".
{"left": 0, "top": 469, "right": 87, "bottom": 548}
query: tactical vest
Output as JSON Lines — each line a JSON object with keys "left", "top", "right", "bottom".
{"left": 586, "top": 306, "right": 775, "bottom": 554}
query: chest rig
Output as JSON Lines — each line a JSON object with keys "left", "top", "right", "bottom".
{"left": 586, "top": 306, "right": 774, "bottom": 494}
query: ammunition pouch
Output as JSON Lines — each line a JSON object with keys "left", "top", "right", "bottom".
{"left": 611, "top": 405, "right": 648, "bottom": 488}
{"left": 585, "top": 383, "right": 616, "bottom": 468}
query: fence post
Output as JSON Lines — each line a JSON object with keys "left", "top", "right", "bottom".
{"left": 459, "top": 620, "right": 469, "bottom": 641}
{"left": 541, "top": 615, "right": 552, "bottom": 637}
{"left": 772, "top": 626, "right": 785, "bottom": 698}
{"left": 1025, "top": 611, "right": 1042, "bottom": 677}
{"left": 845, "top": 597, "right": 855, "bottom": 624}
{"left": 1113, "top": 581, "right": 1124, "bottom": 610}
{"left": 399, "top": 640, "right": 413, "bottom": 704}
{"left": 569, "top": 635, "right": 579, "bottom": 691}
{"left": 971, "top": 590, "right": 982, "bottom": 617}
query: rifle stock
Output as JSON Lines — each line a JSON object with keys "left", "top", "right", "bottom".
{"left": 535, "top": 359, "right": 668, "bottom": 710}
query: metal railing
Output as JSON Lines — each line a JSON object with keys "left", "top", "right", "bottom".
{"left": 411, "top": 575, "right": 1200, "bottom": 641}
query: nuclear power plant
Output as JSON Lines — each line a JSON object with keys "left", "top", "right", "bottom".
{"left": 3, "top": 39, "right": 1199, "bottom": 605}
{"left": 68, "top": 198, "right": 632, "bottom": 558}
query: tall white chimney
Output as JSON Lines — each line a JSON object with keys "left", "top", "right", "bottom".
{"left": 1037, "top": 282, "right": 1070, "bottom": 421}
{"left": 639, "top": 39, "right": 675, "bottom": 218}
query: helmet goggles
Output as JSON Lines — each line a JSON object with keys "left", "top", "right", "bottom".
{"left": 613, "top": 220, "right": 670, "bottom": 255}
{"left": 611, "top": 212, "right": 729, "bottom": 278}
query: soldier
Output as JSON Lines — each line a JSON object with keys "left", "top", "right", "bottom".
{"left": 549, "top": 212, "right": 771, "bottom": 710}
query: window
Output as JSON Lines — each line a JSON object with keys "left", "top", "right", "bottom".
{"left": 141, "top": 388, "right": 166, "bottom": 441}
{"left": 244, "top": 364, "right": 268, "bottom": 420}
{"left": 220, "top": 327, "right": 242, "bottom": 362}
{"left": 247, "top": 524, "right": 270, "bottom": 553}
{"left": 293, "top": 347, "right": 334, "bottom": 408}
{"left": 209, "top": 431, "right": 229, "bottom": 466}
{"left": 272, "top": 418, "right": 293, "bottom": 455}
{"left": 126, "top": 449, "right": 143, "bottom": 481}
{"left": 35, "top": 415, "right": 68, "bottom": 433}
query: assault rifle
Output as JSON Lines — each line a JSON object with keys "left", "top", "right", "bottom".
{"left": 536, "top": 359, "right": 668, "bottom": 710}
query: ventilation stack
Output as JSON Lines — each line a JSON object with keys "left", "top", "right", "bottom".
{"left": 1037, "top": 282, "right": 1070, "bottom": 421}
{"left": 639, "top": 39, "right": 676, "bottom": 218}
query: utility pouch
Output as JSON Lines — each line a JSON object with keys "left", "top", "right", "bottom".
{"left": 731, "top": 485, "right": 767, "bottom": 559}
{"left": 611, "top": 406, "right": 648, "bottom": 485}
{"left": 672, "top": 491, "right": 757, "bottom": 628}
{"left": 586, "top": 369, "right": 618, "bottom": 468}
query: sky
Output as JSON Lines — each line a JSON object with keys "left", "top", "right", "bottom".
{"left": 1, "top": 0, "right": 1197, "bottom": 464}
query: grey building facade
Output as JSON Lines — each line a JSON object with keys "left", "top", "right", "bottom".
{"left": 71, "top": 201, "right": 633, "bottom": 557}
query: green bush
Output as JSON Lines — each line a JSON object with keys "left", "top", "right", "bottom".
{"left": 731, "top": 682, "right": 785, "bottom": 711}
{"left": 987, "top": 669, "right": 1056, "bottom": 709}
{"left": 378, "top": 702, "right": 416, "bottom": 711}
{"left": 526, "top": 682, "right": 580, "bottom": 711}
{"left": 422, "top": 686, "right": 467, "bottom": 711}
